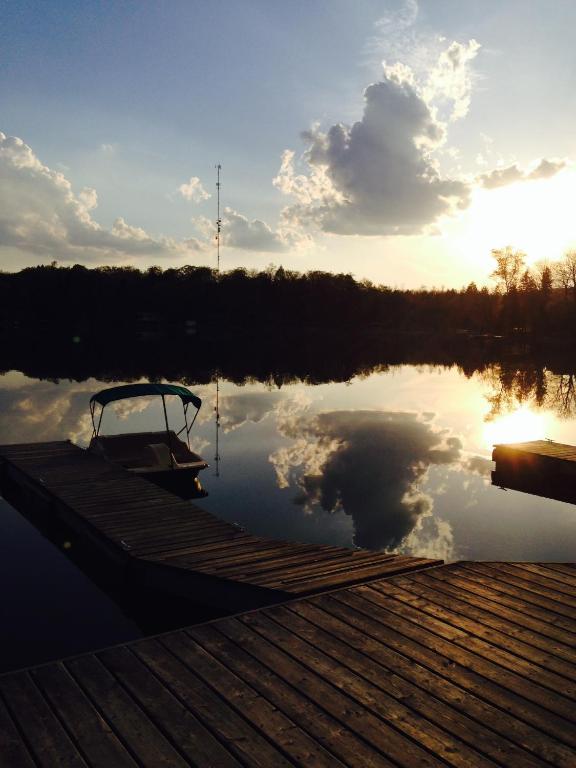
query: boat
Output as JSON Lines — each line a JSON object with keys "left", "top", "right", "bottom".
{"left": 88, "top": 383, "right": 208, "bottom": 498}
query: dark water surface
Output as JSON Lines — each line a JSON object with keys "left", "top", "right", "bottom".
{"left": 1, "top": 362, "right": 575, "bottom": 670}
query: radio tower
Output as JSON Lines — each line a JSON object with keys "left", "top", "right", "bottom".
{"left": 215, "top": 163, "right": 222, "bottom": 272}
{"left": 214, "top": 375, "right": 221, "bottom": 477}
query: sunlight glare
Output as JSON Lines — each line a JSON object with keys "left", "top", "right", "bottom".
{"left": 448, "top": 167, "right": 576, "bottom": 279}
{"left": 483, "top": 406, "right": 550, "bottom": 450}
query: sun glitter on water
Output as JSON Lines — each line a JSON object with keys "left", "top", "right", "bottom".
{"left": 483, "top": 406, "right": 551, "bottom": 450}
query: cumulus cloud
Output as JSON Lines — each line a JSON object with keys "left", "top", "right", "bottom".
{"left": 178, "top": 176, "right": 211, "bottom": 202}
{"left": 274, "top": 64, "right": 472, "bottom": 236}
{"left": 423, "top": 39, "right": 481, "bottom": 122}
{"left": 220, "top": 207, "right": 289, "bottom": 252}
{"left": 194, "top": 206, "right": 307, "bottom": 253}
{"left": 479, "top": 158, "right": 566, "bottom": 189}
{"left": 274, "top": 2, "right": 482, "bottom": 238}
{"left": 269, "top": 409, "right": 462, "bottom": 550}
{"left": 0, "top": 132, "right": 206, "bottom": 263}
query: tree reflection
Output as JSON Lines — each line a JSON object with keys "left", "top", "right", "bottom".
{"left": 545, "top": 373, "right": 576, "bottom": 419}
{"left": 482, "top": 364, "right": 576, "bottom": 420}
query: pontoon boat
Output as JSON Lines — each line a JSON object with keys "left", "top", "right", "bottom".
{"left": 89, "top": 383, "right": 208, "bottom": 498}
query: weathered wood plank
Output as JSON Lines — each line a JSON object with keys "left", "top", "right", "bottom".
{"left": 268, "top": 603, "right": 547, "bottom": 768}
{"left": 98, "top": 647, "right": 242, "bottom": 768}
{"left": 447, "top": 564, "right": 576, "bottom": 632}
{"left": 66, "top": 655, "right": 190, "bottom": 767}
{"left": 403, "top": 571, "right": 576, "bottom": 662}
{"left": 31, "top": 663, "right": 138, "bottom": 768}
{"left": 1, "top": 562, "right": 576, "bottom": 766}
{"left": 327, "top": 590, "right": 576, "bottom": 742}
{"left": 0, "top": 694, "right": 36, "bottom": 768}
{"left": 0, "top": 672, "right": 88, "bottom": 767}
{"left": 132, "top": 638, "right": 296, "bottom": 767}
{"left": 161, "top": 631, "right": 344, "bottom": 768}
{"left": 188, "top": 622, "right": 387, "bottom": 768}
{"left": 0, "top": 439, "right": 440, "bottom": 601}
{"left": 288, "top": 599, "right": 572, "bottom": 766}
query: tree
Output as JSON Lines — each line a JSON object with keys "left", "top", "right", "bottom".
{"left": 554, "top": 250, "right": 576, "bottom": 304}
{"left": 490, "top": 247, "right": 526, "bottom": 294}
{"left": 519, "top": 269, "right": 537, "bottom": 293}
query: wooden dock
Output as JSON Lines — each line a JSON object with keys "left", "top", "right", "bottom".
{"left": 493, "top": 439, "right": 576, "bottom": 476}
{"left": 1, "top": 560, "right": 575, "bottom": 767}
{"left": 0, "top": 440, "right": 438, "bottom": 609}
{"left": 492, "top": 440, "right": 576, "bottom": 505}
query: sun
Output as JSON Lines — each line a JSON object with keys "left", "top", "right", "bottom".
{"left": 447, "top": 166, "right": 576, "bottom": 280}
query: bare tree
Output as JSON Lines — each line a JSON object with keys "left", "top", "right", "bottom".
{"left": 554, "top": 250, "right": 576, "bottom": 304}
{"left": 490, "top": 246, "right": 526, "bottom": 294}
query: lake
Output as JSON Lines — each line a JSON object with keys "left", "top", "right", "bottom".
{"left": 1, "top": 360, "right": 575, "bottom": 669}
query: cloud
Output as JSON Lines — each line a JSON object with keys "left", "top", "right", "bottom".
{"left": 221, "top": 207, "right": 289, "bottom": 252}
{"left": 365, "top": 1, "right": 422, "bottom": 69}
{"left": 194, "top": 206, "right": 307, "bottom": 253}
{"left": 269, "top": 409, "right": 462, "bottom": 550}
{"left": 178, "top": 176, "right": 211, "bottom": 203}
{"left": 0, "top": 132, "right": 206, "bottom": 263}
{"left": 479, "top": 158, "right": 566, "bottom": 189}
{"left": 274, "top": 67, "right": 471, "bottom": 237}
{"left": 423, "top": 39, "right": 481, "bottom": 122}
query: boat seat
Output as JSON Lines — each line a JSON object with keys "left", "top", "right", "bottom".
{"left": 90, "top": 431, "right": 193, "bottom": 468}
{"left": 144, "top": 443, "right": 174, "bottom": 469}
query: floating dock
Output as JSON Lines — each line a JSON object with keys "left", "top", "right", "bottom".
{"left": 493, "top": 439, "right": 576, "bottom": 476}
{"left": 492, "top": 440, "right": 576, "bottom": 504}
{"left": 0, "top": 440, "right": 438, "bottom": 610}
{"left": 1, "top": 560, "right": 575, "bottom": 767}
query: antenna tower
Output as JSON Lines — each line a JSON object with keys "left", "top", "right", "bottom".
{"left": 214, "top": 375, "right": 221, "bottom": 477}
{"left": 215, "top": 163, "right": 222, "bottom": 272}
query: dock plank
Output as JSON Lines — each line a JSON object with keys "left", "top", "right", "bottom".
{"left": 31, "top": 663, "right": 138, "bottom": 768}
{"left": 0, "top": 673, "right": 88, "bottom": 767}
{"left": 66, "top": 654, "right": 190, "bottom": 767}
{"left": 2, "top": 562, "right": 576, "bottom": 767}
{"left": 0, "top": 439, "right": 439, "bottom": 605}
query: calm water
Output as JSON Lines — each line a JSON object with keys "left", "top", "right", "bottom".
{"left": 1, "top": 363, "right": 575, "bottom": 669}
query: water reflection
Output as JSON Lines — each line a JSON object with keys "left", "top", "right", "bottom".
{"left": 270, "top": 409, "right": 461, "bottom": 552}
{"left": 483, "top": 406, "right": 551, "bottom": 448}
{"left": 482, "top": 364, "right": 576, "bottom": 421}
{"left": 1, "top": 363, "right": 576, "bottom": 564}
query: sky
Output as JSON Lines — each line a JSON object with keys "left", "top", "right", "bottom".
{"left": 2, "top": 0, "right": 576, "bottom": 288}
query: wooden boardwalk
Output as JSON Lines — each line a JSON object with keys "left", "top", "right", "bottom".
{"left": 1, "top": 561, "right": 575, "bottom": 767}
{"left": 0, "top": 441, "right": 437, "bottom": 609}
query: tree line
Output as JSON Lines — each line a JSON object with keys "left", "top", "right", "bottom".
{"left": 1, "top": 249, "right": 576, "bottom": 340}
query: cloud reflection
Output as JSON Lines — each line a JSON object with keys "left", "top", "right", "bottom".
{"left": 0, "top": 376, "right": 213, "bottom": 447}
{"left": 270, "top": 409, "right": 461, "bottom": 551}
{"left": 0, "top": 378, "right": 96, "bottom": 445}
{"left": 219, "top": 391, "right": 285, "bottom": 432}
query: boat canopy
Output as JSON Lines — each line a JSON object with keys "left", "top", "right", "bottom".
{"left": 90, "top": 383, "right": 202, "bottom": 410}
